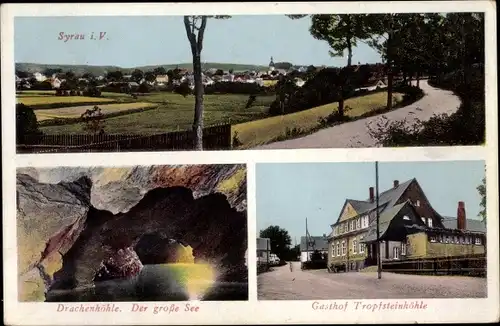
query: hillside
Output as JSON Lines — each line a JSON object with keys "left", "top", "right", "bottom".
{"left": 15, "top": 62, "right": 270, "bottom": 76}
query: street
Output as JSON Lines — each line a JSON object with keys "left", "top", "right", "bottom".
{"left": 258, "top": 262, "right": 487, "bottom": 300}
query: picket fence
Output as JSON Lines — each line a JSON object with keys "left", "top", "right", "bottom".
{"left": 17, "top": 124, "right": 231, "bottom": 153}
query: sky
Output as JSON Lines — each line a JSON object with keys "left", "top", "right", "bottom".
{"left": 256, "top": 161, "right": 486, "bottom": 244}
{"left": 14, "top": 15, "right": 381, "bottom": 68}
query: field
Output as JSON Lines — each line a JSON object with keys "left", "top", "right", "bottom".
{"left": 232, "top": 92, "right": 403, "bottom": 148}
{"left": 17, "top": 93, "right": 114, "bottom": 106}
{"left": 35, "top": 102, "right": 157, "bottom": 121}
{"left": 21, "top": 89, "right": 402, "bottom": 148}
{"left": 39, "top": 92, "right": 274, "bottom": 134}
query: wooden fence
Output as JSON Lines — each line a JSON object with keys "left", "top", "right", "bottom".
{"left": 17, "top": 124, "right": 232, "bottom": 153}
{"left": 382, "top": 254, "right": 486, "bottom": 277}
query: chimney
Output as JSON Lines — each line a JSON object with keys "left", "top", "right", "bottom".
{"left": 369, "top": 187, "right": 375, "bottom": 203}
{"left": 457, "top": 201, "right": 466, "bottom": 230}
{"left": 393, "top": 180, "right": 399, "bottom": 188}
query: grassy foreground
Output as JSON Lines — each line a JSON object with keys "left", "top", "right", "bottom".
{"left": 232, "top": 91, "right": 403, "bottom": 148}
{"left": 40, "top": 93, "right": 274, "bottom": 134}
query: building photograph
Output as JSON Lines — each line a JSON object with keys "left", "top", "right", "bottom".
{"left": 256, "top": 160, "right": 487, "bottom": 300}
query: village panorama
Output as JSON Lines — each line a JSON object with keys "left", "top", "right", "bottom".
{"left": 15, "top": 13, "right": 485, "bottom": 153}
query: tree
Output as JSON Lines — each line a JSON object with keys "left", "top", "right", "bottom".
{"left": 16, "top": 103, "right": 42, "bottom": 144}
{"left": 153, "top": 67, "right": 167, "bottom": 76}
{"left": 131, "top": 69, "right": 144, "bottom": 83}
{"left": 15, "top": 70, "right": 29, "bottom": 78}
{"left": 363, "top": 13, "right": 413, "bottom": 111}
{"left": 82, "top": 72, "right": 95, "bottom": 80}
{"left": 144, "top": 71, "right": 156, "bottom": 83}
{"left": 290, "top": 14, "right": 371, "bottom": 116}
{"left": 477, "top": 177, "right": 486, "bottom": 224}
{"left": 106, "top": 70, "right": 123, "bottom": 82}
{"left": 259, "top": 225, "right": 292, "bottom": 260}
{"left": 43, "top": 68, "right": 62, "bottom": 77}
{"left": 183, "top": 15, "right": 230, "bottom": 150}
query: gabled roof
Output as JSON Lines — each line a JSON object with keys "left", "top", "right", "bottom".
{"left": 300, "top": 236, "right": 329, "bottom": 252}
{"left": 363, "top": 200, "right": 421, "bottom": 242}
{"left": 442, "top": 217, "right": 486, "bottom": 233}
{"left": 334, "top": 178, "right": 415, "bottom": 225}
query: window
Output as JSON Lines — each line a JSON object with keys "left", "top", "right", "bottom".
{"left": 356, "top": 218, "right": 361, "bottom": 229}
{"left": 336, "top": 241, "right": 340, "bottom": 256}
{"left": 350, "top": 220, "right": 355, "bottom": 231}
{"left": 353, "top": 240, "right": 358, "bottom": 254}
{"left": 459, "top": 237, "right": 464, "bottom": 244}
{"left": 445, "top": 236, "right": 449, "bottom": 244}
{"left": 428, "top": 218, "right": 433, "bottom": 228}
{"left": 331, "top": 244, "right": 335, "bottom": 257}
{"left": 403, "top": 215, "right": 411, "bottom": 220}
{"left": 359, "top": 243, "right": 365, "bottom": 254}
{"left": 401, "top": 242, "right": 407, "bottom": 255}
{"left": 454, "top": 236, "right": 459, "bottom": 244}
{"left": 363, "top": 215, "right": 369, "bottom": 228}
{"left": 475, "top": 237, "right": 482, "bottom": 245}
{"left": 342, "top": 241, "right": 347, "bottom": 256}
{"left": 416, "top": 200, "right": 420, "bottom": 207}
{"left": 421, "top": 217, "right": 426, "bottom": 224}
{"left": 393, "top": 247, "right": 400, "bottom": 260}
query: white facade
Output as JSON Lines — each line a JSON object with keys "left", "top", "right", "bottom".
{"left": 34, "top": 72, "right": 46, "bottom": 82}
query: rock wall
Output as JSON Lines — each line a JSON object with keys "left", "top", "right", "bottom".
{"left": 16, "top": 164, "right": 247, "bottom": 302}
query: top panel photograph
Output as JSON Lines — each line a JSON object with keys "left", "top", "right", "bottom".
{"left": 14, "top": 13, "right": 485, "bottom": 153}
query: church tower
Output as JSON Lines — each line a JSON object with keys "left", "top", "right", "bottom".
{"left": 269, "top": 56, "right": 275, "bottom": 72}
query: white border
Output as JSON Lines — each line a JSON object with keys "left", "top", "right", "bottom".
{"left": 2, "top": 1, "right": 499, "bottom": 325}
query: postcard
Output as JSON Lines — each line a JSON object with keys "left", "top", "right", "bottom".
{"left": 1, "top": 1, "right": 498, "bottom": 325}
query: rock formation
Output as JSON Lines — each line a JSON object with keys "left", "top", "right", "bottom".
{"left": 16, "top": 164, "right": 247, "bottom": 302}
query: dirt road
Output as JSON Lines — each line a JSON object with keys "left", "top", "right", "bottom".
{"left": 256, "top": 80, "right": 461, "bottom": 149}
{"left": 258, "top": 262, "right": 486, "bottom": 300}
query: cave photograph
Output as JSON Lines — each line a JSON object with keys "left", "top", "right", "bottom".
{"left": 16, "top": 164, "right": 248, "bottom": 302}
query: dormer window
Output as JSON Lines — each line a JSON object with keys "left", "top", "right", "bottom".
{"left": 421, "top": 217, "right": 426, "bottom": 224}
{"left": 428, "top": 219, "right": 433, "bottom": 228}
{"left": 416, "top": 200, "right": 420, "bottom": 207}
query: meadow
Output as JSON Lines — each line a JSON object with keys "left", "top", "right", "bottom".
{"left": 35, "top": 102, "right": 157, "bottom": 121}
{"left": 232, "top": 92, "right": 403, "bottom": 148}
{"left": 37, "top": 92, "right": 274, "bottom": 134}
{"left": 19, "top": 89, "right": 401, "bottom": 148}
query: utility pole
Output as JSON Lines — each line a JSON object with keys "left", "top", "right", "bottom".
{"left": 306, "top": 218, "right": 309, "bottom": 262}
{"left": 376, "top": 161, "right": 382, "bottom": 279}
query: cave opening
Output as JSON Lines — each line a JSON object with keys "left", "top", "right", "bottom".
{"left": 45, "top": 186, "right": 248, "bottom": 302}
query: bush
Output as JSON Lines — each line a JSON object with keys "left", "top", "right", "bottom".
{"left": 318, "top": 106, "right": 353, "bottom": 127}
{"left": 393, "top": 84, "right": 424, "bottom": 104}
{"left": 174, "top": 81, "right": 192, "bottom": 97}
{"left": 204, "top": 82, "right": 272, "bottom": 95}
{"left": 137, "top": 82, "right": 150, "bottom": 94}
{"left": 16, "top": 103, "right": 42, "bottom": 144}
{"left": 301, "top": 261, "right": 327, "bottom": 270}
{"left": 83, "top": 86, "right": 102, "bottom": 97}
{"left": 32, "top": 80, "right": 53, "bottom": 90}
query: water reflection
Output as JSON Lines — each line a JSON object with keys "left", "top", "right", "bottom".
{"left": 46, "top": 263, "right": 248, "bottom": 302}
